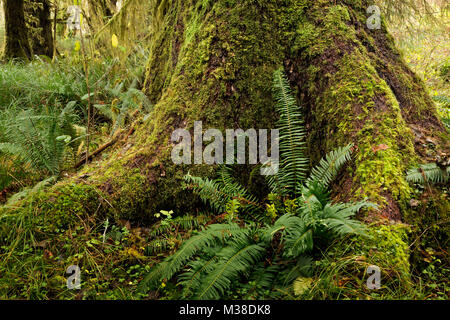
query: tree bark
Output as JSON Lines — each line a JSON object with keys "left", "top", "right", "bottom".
{"left": 2, "top": 0, "right": 32, "bottom": 60}
{"left": 26, "top": 0, "right": 54, "bottom": 58}
{"left": 2, "top": 0, "right": 448, "bottom": 226}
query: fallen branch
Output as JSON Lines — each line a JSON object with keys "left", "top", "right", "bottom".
{"left": 74, "top": 116, "right": 142, "bottom": 169}
{"left": 75, "top": 137, "right": 119, "bottom": 169}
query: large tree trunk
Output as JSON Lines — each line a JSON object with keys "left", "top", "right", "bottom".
{"left": 3, "top": 0, "right": 448, "bottom": 227}
{"left": 25, "top": 0, "right": 54, "bottom": 58}
{"left": 2, "top": 0, "right": 32, "bottom": 60}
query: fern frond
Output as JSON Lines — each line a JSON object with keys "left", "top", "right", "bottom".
{"left": 282, "top": 224, "right": 313, "bottom": 259}
{"left": 195, "top": 240, "right": 266, "bottom": 300}
{"left": 184, "top": 174, "right": 229, "bottom": 213}
{"left": 150, "top": 214, "right": 208, "bottom": 237}
{"left": 5, "top": 176, "right": 57, "bottom": 207}
{"left": 138, "top": 223, "right": 244, "bottom": 292}
{"left": 262, "top": 214, "right": 304, "bottom": 244}
{"left": 305, "top": 144, "right": 354, "bottom": 188}
{"left": 297, "top": 191, "right": 325, "bottom": 223}
{"left": 300, "top": 181, "right": 330, "bottom": 208}
{"left": 179, "top": 250, "right": 220, "bottom": 298}
{"left": 247, "top": 264, "right": 281, "bottom": 293}
{"left": 217, "top": 166, "right": 263, "bottom": 218}
{"left": 268, "top": 69, "right": 308, "bottom": 197}
{"left": 280, "top": 255, "right": 314, "bottom": 287}
{"left": 0, "top": 106, "right": 76, "bottom": 177}
{"left": 185, "top": 167, "right": 263, "bottom": 217}
{"left": 406, "top": 163, "right": 449, "bottom": 184}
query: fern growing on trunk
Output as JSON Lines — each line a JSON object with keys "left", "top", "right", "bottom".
{"left": 139, "top": 70, "right": 375, "bottom": 299}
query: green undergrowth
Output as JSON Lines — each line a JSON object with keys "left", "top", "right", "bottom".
{"left": 389, "top": 5, "right": 450, "bottom": 130}
{"left": 0, "top": 48, "right": 150, "bottom": 200}
{"left": 301, "top": 223, "right": 414, "bottom": 299}
{"left": 0, "top": 185, "right": 212, "bottom": 299}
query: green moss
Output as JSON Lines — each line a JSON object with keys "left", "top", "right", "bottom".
{"left": 357, "top": 223, "right": 411, "bottom": 278}
{"left": 35, "top": 183, "right": 103, "bottom": 234}
{"left": 293, "top": 3, "right": 430, "bottom": 214}
{"left": 305, "top": 47, "right": 415, "bottom": 208}
{"left": 404, "top": 192, "right": 449, "bottom": 253}
{"left": 311, "top": 221, "right": 415, "bottom": 299}
{"left": 350, "top": 223, "right": 414, "bottom": 295}
{"left": 354, "top": 110, "right": 415, "bottom": 203}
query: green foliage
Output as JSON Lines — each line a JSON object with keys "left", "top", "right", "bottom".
{"left": 0, "top": 54, "right": 149, "bottom": 197}
{"left": 0, "top": 58, "right": 116, "bottom": 193}
{"left": 304, "top": 223, "right": 416, "bottom": 300}
{"left": 267, "top": 69, "right": 307, "bottom": 197}
{"left": 140, "top": 185, "right": 372, "bottom": 299}
{"left": 433, "top": 95, "right": 450, "bottom": 108}
{"left": 406, "top": 163, "right": 449, "bottom": 185}
{"left": 305, "top": 144, "right": 354, "bottom": 188}
{"left": 94, "top": 80, "right": 152, "bottom": 136}
{"left": 0, "top": 59, "right": 109, "bottom": 110}
{"left": 184, "top": 166, "right": 262, "bottom": 218}
{"left": 0, "top": 102, "right": 79, "bottom": 188}
{"left": 139, "top": 70, "right": 373, "bottom": 299}
{"left": 433, "top": 95, "right": 450, "bottom": 130}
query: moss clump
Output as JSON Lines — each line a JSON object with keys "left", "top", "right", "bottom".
{"left": 34, "top": 183, "right": 103, "bottom": 234}
{"left": 357, "top": 223, "right": 412, "bottom": 280}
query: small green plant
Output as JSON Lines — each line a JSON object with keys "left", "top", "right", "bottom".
{"left": 139, "top": 69, "right": 376, "bottom": 299}
{"left": 406, "top": 163, "right": 449, "bottom": 185}
{"left": 155, "top": 210, "right": 174, "bottom": 227}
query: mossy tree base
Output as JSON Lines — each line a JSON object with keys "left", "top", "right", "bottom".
{"left": 2, "top": 0, "right": 448, "bottom": 241}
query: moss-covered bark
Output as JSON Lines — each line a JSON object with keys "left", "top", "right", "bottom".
{"left": 2, "top": 0, "right": 448, "bottom": 226}
{"left": 25, "top": 0, "right": 54, "bottom": 58}
{"left": 2, "top": 0, "right": 32, "bottom": 60}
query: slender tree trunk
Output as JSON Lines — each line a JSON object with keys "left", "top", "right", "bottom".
{"left": 26, "top": 0, "right": 54, "bottom": 58}
{"left": 2, "top": 0, "right": 32, "bottom": 60}
{"left": 2, "top": 0, "right": 448, "bottom": 225}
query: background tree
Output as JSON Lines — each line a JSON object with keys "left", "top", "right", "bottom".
{"left": 25, "top": 0, "right": 54, "bottom": 57}
{"left": 2, "top": 0, "right": 32, "bottom": 60}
